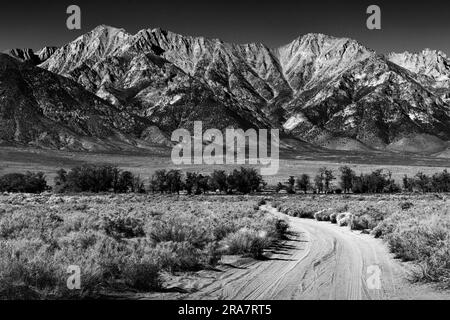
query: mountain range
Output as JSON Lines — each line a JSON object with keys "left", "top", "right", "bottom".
{"left": 2, "top": 25, "right": 450, "bottom": 156}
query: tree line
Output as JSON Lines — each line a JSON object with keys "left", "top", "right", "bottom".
{"left": 278, "top": 166, "right": 450, "bottom": 194}
{"left": 0, "top": 165, "right": 265, "bottom": 195}
{"left": 148, "top": 167, "right": 265, "bottom": 194}
{"left": 1, "top": 164, "right": 450, "bottom": 195}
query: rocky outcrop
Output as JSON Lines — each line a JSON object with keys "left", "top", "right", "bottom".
{"left": 6, "top": 46, "right": 58, "bottom": 65}
{"left": 0, "top": 53, "right": 152, "bottom": 151}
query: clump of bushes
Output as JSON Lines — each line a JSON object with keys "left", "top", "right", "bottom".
{"left": 122, "top": 259, "right": 161, "bottom": 291}
{"left": 337, "top": 212, "right": 352, "bottom": 227}
{"left": 314, "top": 209, "right": 333, "bottom": 222}
{"left": 54, "top": 165, "right": 145, "bottom": 194}
{"left": 349, "top": 207, "right": 385, "bottom": 231}
{"left": 330, "top": 212, "right": 338, "bottom": 224}
{"left": 101, "top": 211, "right": 145, "bottom": 239}
{"left": 381, "top": 212, "right": 450, "bottom": 286}
{"left": 222, "top": 228, "right": 270, "bottom": 259}
{"left": 274, "top": 219, "right": 289, "bottom": 239}
{"left": 0, "top": 172, "right": 48, "bottom": 194}
{"left": 152, "top": 241, "right": 201, "bottom": 272}
{"left": 403, "top": 170, "right": 450, "bottom": 193}
{"left": 257, "top": 198, "right": 267, "bottom": 207}
{"left": 149, "top": 167, "right": 265, "bottom": 195}
{"left": 274, "top": 202, "right": 315, "bottom": 219}
{"left": 400, "top": 202, "right": 414, "bottom": 210}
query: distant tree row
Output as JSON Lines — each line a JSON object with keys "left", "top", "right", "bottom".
{"left": 403, "top": 170, "right": 450, "bottom": 193}
{"left": 278, "top": 166, "right": 400, "bottom": 194}
{"left": 149, "top": 167, "right": 266, "bottom": 195}
{"left": 2, "top": 164, "right": 450, "bottom": 195}
{"left": 54, "top": 165, "right": 145, "bottom": 194}
{"left": 0, "top": 172, "right": 48, "bottom": 193}
{"left": 277, "top": 167, "right": 338, "bottom": 194}
{"left": 0, "top": 166, "right": 265, "bottom": 195}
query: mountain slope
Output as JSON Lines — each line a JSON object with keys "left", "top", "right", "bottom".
{"left": 283, "top": 55, "right": 450, "bottom": 151}
{"left": 3, "top": 25, "right": 450, "bottom": 154}
{"left": 388, "top": 49, "right": 450, "bottom": 101}
{"left": 6, "top": 47, "right": 58, "bottom": 65}
{"left": 0, "top": 53, "right": 157, "bottom": 151}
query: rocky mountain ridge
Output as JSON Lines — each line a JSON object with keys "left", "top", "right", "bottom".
{"left": 5, "top": 46, "right": 58, "bottom": 65}
{"left": 2, "top": 25, "right": 450, "bottom": 155}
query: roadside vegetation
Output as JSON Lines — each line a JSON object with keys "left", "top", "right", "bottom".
{"left": 0, "top": 194, "right": 288, "bottom": 299}
{"left": 274, "top": 194, "right": 450, "bottom": 288}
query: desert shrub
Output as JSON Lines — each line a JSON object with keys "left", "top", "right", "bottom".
{"left": 0, "top": 237, "right": 110, "bottom": 299}
{"left": 400, "top": 202, "right": 414, "bottom": 210}
{"left": 0, "top": 240, "right": 59, "bottom": 299}
{"left": 314, "top": 209, "right": 332, "bottom": 222}
{"left": 337, "top": 212, "right": 352, "bottom": 227}
{"left": 349, "top": 207, "right": 385, "bottom": 231}
{"left": 201, "top": 242, "right": 222, "bottom": 266}
{"left": 152, "top": 241, "right": 201, "bottom": 272}
{"left": 257, "top": 198, "right": 266, "bottom": 206}
{"left": 147, "top": 216, "right": 214, "bottom": 248}
{"left": 122, "top": 261, "right": 161, "bottom": 291}
{"left": 0, "top": 216, "right": 157, "bottom": 298}
{"left": 330, "top": 212, "right": 338, "bottom": 224}
{"left": 274, "top": 219, "right": 289, "bottom": 238}
{"left": 0, "top": 172, "right": 48, "bottom": 194}
{"left": 223, "top": 228, "right": 269, "bottom": 259}
{"left": 275, "top": 200, "right": 330, "bottom": 219}
{"left": 101, "top": 211, "right": 145, "bottom": 239}
{"left": 371, "top": 212, "right": 403, "bottom": 238}
{"left": 291, "top": 208, "right": 315, "bottom": 219}
{"left": 373, "top": 207, "right": 450, "bottom": 287}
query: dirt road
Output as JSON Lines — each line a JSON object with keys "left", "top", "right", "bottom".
{"left": 179, "top": 205, "right": 449, "bottom": 300}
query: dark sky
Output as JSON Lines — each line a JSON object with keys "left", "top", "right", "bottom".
{"left": 1, "top": 0, "right": 450, "bottom": 54}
